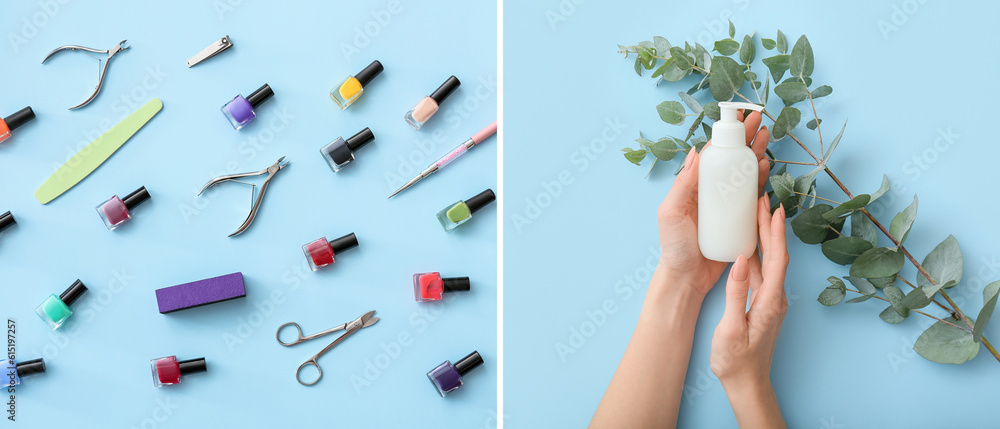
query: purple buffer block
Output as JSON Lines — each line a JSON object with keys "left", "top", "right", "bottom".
{"left": 155, "top": 272, "right": 246, "bottom": 314}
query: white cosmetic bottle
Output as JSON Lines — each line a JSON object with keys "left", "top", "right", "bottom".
{"left": 698, "top": 102, "right": 763, "bottom": 262}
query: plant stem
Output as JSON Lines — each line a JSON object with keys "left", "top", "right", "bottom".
{"left": 791, "top": 191, "right": 839, "bottom": 205}
{"left": 898, "top": 277, "right": 954, "bottom": 315}
{"left": 772, "top": 159, "right": 818, "bottom": 166}
{"left": 983, "top": 337, "right": 1000, "bottom": 362}
{"left": 828, "top": 226, "right": 845, "bottom": 238}
{"left": 802, "top": 76, "right": 825, "bottom": 156}
{"left": 845, "top": 288, "right": 968, "bottom": 332}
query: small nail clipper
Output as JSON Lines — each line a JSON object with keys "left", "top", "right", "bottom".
{"left": 42, "top": 40, "right": 131, "bottom": 110}
{"left": 276, "top": 310, "right": 380, "bottom": 386}
{"left": 198, "top": 156, "right": 289, "bottom": 237}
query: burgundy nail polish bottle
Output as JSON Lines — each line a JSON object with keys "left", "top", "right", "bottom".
{"left": 302, "top": 232, "right": 359, "bottom": 271}
{"left": 150, "top": 356, "right": 207, "bottom": 387}
{"left": 413, "top": 272, "right": 470, "bottom": 302}
{"left": 96, "top": 186, "right": 150, "bottom": 230}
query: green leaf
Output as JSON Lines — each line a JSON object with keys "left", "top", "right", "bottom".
{"left": 660, "top": 59, "right": 689, "bottom": 82}
{"left": 823, "top": 194, "right": 870, "bottom": 221}
{"left": 806, "top": 118, "right": 822, "bottom": 130}
{"left": 774, "top": 81, "right": 809, "bottom": 106}
{"left": 850, "top": 247, "right": 905, "bottom": 279}
{"left": 789, "top": 35, "right": 814, "bottom": 78}
{"left": 653, "top": 36, "right": 671, "bottom": 56}
{"left": 634, "top": 57, "right": 642, "bottom": 76}
{"left": 714, "top": 39, "right": 739, "bottom": 56}
{"left": 703, "top": 102, "right": 721, "bottom": 121}
{"left": 974, "top": 281, "right": 1000, "bottom": 342}
{"left": 845, "top": 276, "right": 877, "bottom": 299}
{"left": 818, "top": 277, "right": 846, "bottom": 306}
{"left": 669, "top": 47, "right": 694, "bottom": 70}
{"left": 793, "top": 166, "right": 822, "bottom": 207}
{"left": 850, "top": 211, "right": 878, "bottom": 246}
{"left": 869, "top": 174, "right": 891, "bottom": 203}
{"left": 678, "top": 91, "right": 703, "bottom": 114}
{"left": 702, "top": 121, "right": 713, "bottom": 140}
{"left": 728, "top": 20, "right": 735, "bottom": 38}
{"left": 694, "top": 43, "right": 711, "bottom": 70}
{"left": 649, "top": 138, "right": 680, "bottom": 161}
{"left": 879, "top": 305, "right": 905, "bottom": 324}
{"left": 776, "top": 30, "right": 788, "bottom": 54}
{"left": 889, "top": 195, "right": 918, "bottom": 247}
{"left": 782, "top": 76, "right": 812, "bottom": 87}
{"left": 869, "top": 275, "right": 898, "bottom": 289}
{"left": 823, "top": 120, "right": 848, "bottom": 162}
{"left": 914, "top": 317, "right": 980, "bottom": 364}
{"left": 884, "top": 285, "right": 909, "bottom": 318}
{"left": 623, "top": 149, "right": 647, "bottom": 165}
{"left": 770, "top": 172, "right": 794, "bottom": 200}
{"left": 791, "top": 204, "right": 834, "bottom": 244}
{"left": 811, "top": 85, "right": 833, "bottom": 98}
{"left": 902, "top": 286, "right": 934, "bottom": 310}
{"left": 771, "top": 106, "right": 801, "bottom": 140}
{"left": 821, "top": 237, "right": 873, "bottom": 265}
{"left": 917, "top": 235, "right": 963, "bottom": 296}
{"left": 656, "top": 101, "right": 686, "bottom": 125}
{"left": 740, "top": 34, "right": 755, "bottom": 64}
{"left": 708, "top": 56, "right": 744, "bottom": 101}
{"left": 761, "top": 73, "right": 770, "bottom": 106}
{"left": 762, "top": 55, "right": 790, "bottom": 83}
{"left": 761, "top": 38, "right": 776, "bottom": 50}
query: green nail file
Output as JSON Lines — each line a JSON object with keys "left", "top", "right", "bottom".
{"left": 34, "top": 99, "right": 162, "bottom": 204}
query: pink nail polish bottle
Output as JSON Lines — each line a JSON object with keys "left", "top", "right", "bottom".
{"left": 96, "top": 186, "right": 150, "bottom": 230}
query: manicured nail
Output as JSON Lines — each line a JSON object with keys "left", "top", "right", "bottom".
{"left": 732, "top": 256, "right": 749, "bottom": 281}
{"left": 764, "top": 195, "right": 771, "bottom": 211}
{"left": 684, "top": 151, "right": 695, "bottom": 170}
{"left": 778, "top": 203, "right": 785, "bottom": 217}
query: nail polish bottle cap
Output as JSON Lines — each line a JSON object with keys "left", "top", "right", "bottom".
{"left": 0, "top": 211, "right": 15, "bottom": 232}
{"left": 346, "top": 127, "right": 375, "bottom": 151}
{"left": 15, "top": 358, "right": 45, "bottom": 377}
{"left": 4, "top": 107, "right": 35, "bottom": 131}
{"left": 355, "top": 60, "right": 384, "bottom": 87}
{"left": 329, "top": 232, "right": 359, "bottom": 254}
{"left": 442, "top": 276, "right": 471, "bottom": 292}
{"left": 465, "top": 189, "right": 496, "bottom": 214}
{"left": 178, "top": 357, "right": 207, "bottom": 375}
{"left": 246, "top": 84, "right": 274, "bottom": 109}
{"left": 122, "top": 186, "right": 151, "bottom": 211}
{"left": 454, "top": 351, "right": 483, "bottom": 376}
{"left": 429, "top": 76, "right": 461, "bottom": 105}
{"left": 59, "top": 279, "right": 88, "bottom": 306}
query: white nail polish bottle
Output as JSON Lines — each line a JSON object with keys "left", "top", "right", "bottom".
{"left": 698, "top": 102, "right": 762, "bottom": 262}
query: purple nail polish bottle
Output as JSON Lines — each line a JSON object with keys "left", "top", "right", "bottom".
{"left": 427, "top": 351, "right": 483, "bottom": 397}
{"left": 221, "top": 83, "right": 274, "bottom": 130}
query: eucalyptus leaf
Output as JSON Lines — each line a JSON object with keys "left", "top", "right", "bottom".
{"left": 821, "top": 237, "right": 873, "bottom": 265}
{"left": 729, "top": 20, "right": 735, "bottom": 38}
{"left": 772, "top": 106, "right": 801, "bottom": 140}
{"left": 974, "top": 281, "right": 1000, "bottom": 342}
{"left": 889, "top": 195, "right": 918, "bottom": 247}
{"left": 818, "top": 284, "right": 846, "bottom": 306}
{"left": 789, "top": 35, "right": 814, "bottom": 78}
{"left": 913, "top": 317, "right": 980, "bottom": 364}
{"left": 850, "top": 247, "right": 905, "bottom": 279}
{"left": 846, "top": 294, "right": 874, "bottom": 304}
{"left": 762, "top": 55, "right": 790, "bottom": 83}
{"left": 694, "top": 43, "right": 711, "bottom": 70}
{"left": 776, "top": 30, "right": 788, "bottom": 54}
{"left": 634, "top": 57, "right": 642, "bottom": 76}
{"left": 770, "top": 172, "right": 794, "bottom": 200}
{"left": 740, "top": 34, "right": 755, "bottom": 64}
{"left": 774, "top": 81, "right": 809, "bottom": 106}
{"left": 812, "top": 85, "right": 833, "bottom": 98}
{"left": 823, "top": 120, "right": 848, "bottom": 162}
{"left": 714, "top": 39, "right": 740, "bottom": 56}
{"left": 678, "top": 92, "right": 703, "bottom": 114}
{"left": 704, "top": 102, "right": 721, "bottom": 121}
{"left": 917, "top": 235, "right": 963, "bottom": 296}
{"left": 660, "top": 58, "right": 690, "bottom": 82}
{"left": 806, "top": 118, "right": 821, "bottom": 130}
{"left": 851, "top": 211, "right": 878, "bottom": 246}
{"left": 869, "top": 175, "right": 891, "bottom": 203}
{"left": 653, "top": 36, "right": 672, "bottom": 56}
{"left": 656, "top": 101, "right": 686, "bottom": 125}
{"left": 845, "top": 276, "right": 877, "bottom": 295}
{"left": 649, "top": 139, "right": 681, "bottom": 161}
{"left": 702, "top": 121, "right": 713, "bottom": 139}
{"left": 791, "top": 204, "right": 834, "bottom": 244}
{"left": 670, "top": 47, "right": 694, "bottom": 70}
{"left": 709, "top": 56, "right": 744, "bottom": 102}
{"left": 869, "top": 275, "right": 898, "bottom": 289}
{"left": 902, "top": 287, "right": 934, "bottom": 310}
{"left": 879, "top": 305, "right": 905, "bottom": 324}
{"left": 762, "top": 38, "right": 776, "bottom": 50}
{"left": 762, "top": 73, "right": 770, "bottom": 105}
{"left": 793, "top": 165, "right": 822, "bottom": 206}
{"left": 822, "top": 194, "right": 870, "bottom": 221}
{"left": 624, "top": 149, "right": 648, "bottom": 165}
{"left": 884, "top": 285, "right": 909, "bottom": 318}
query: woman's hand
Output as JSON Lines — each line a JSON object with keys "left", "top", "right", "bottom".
{"left": 710, "top": 196, "right": 789, "bottom": 428}
{"left": 656, "top": 110, "right": 771, "bottom": 296}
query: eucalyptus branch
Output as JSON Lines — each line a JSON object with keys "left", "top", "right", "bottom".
{"left": 845, "top": 288, "right": 967, "bottom": 331}
{"left": 772, "top": 159, "right": 817, "bottom": 166}
{"left": 792, "top": 191, "right": 839, "bottom": 205}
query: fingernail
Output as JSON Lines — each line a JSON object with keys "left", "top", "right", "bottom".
{"left": 684, "top": 151, "right": 695, "bottom": 170}
{"left": 778, "top": 203, "right": 785, "bottom": 217}
{"left": 764, "top": 195, "right": 771, "bottom": 211}
{"left": 732, "top": 256, "right": 749, "bottom": 281}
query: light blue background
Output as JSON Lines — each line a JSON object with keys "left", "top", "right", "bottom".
{"left": 0, "top": 1, "right": 496, "bottom": 427}
{"left": 505, "top": 0, "right": 998, "bottom": 427}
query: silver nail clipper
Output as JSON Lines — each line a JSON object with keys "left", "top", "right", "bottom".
{"left": 276, "top": 310, "right": 380, "bottom": 386}
{"left": 41, "top": 40, "right": 130, "bottom": 110}
{"left": 198, "top": 157, "right": 289, "bottom": 237}
{"left": 187, "top": 36, "right": 233, "bottom": 67}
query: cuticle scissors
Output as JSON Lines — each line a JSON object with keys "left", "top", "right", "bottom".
{"left": 198, "top": 156, "right": 289, "bottom": 237}
{"left": 276, "top": 310, "right": 379, "bottom": 386}
{"left": 41, "top": 40, "right": 130, "bottom": 110}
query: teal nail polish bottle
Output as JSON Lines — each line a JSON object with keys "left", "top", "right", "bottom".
{"left": 35, "top": 280, "right": 87, "bottom": 330}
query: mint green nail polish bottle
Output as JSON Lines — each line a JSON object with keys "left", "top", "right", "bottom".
{"left": 35, "top": 280, "right": 87, "bottom": 330}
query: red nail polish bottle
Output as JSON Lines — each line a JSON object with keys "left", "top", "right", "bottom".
{"left": 150, "top": 356, "right": 207, "bottom": 387}
{"left": 302, "top": 232, "right": 359, "bottom": 271}
{"left": 413, "top": 272, "right": 471, "bottom": 302}
{"left": 96, "top": 186, "right": 151, "bottom": 230}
